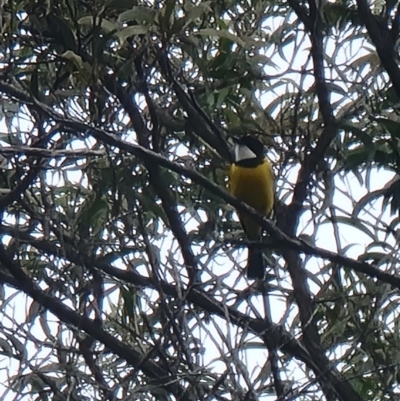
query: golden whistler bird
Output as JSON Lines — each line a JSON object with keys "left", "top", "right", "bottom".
{"left": 229, "top": 135, "right": 274, "bottom": 279}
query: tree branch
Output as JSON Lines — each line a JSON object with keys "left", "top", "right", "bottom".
{"left": 100, "top": 71, "right": 199, "bottom": 285}
{"left": 0, "top": 80, "right": 397, "bottom": 291}
{"left": 356, "top": 0, "right": 400, "bottom": 98}
{"left": 0, "top": 146, "right": 105, "bottom": 158}
{"left": 0, "top": 244, "right": 194, "bottom": 401}
{"left": 282, "top": 3, "right": 359, "bottom": 400}
{"left": 0, "top": 224, "right": 373, "bottom": 400}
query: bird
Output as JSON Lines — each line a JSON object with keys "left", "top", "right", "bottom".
{"left": 229, "top": 135, "right": 274, "bottom": 279}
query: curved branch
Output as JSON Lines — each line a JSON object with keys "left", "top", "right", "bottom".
{"left": 0, "top": 244, "right": 193, "bottom": 401}
{"left": 279, "top": 3, "right": 359, "bottom": 401}
{"left": 0, "top": 79, "right": 393, "bottom": 401}
{"left": 0, "top": 80, "right": 396, "bottom": 290}
{"left": 356, "top": 0, "right": 400, "bottom": 98}
{"left": 0, "top": 224, "right": 369, "bottom": 401}
{"left": 101, "top": 71, "right": 199, "bottom": 285}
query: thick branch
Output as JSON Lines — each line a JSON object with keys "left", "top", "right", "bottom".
{"left": 0, "top": 245, "right": 193, "bottom": 401}
{"left": 0, "top": 224, "right": 376, "bottom": 401}
{"left": 0, "top": 146, "right": 105, "bottom": 158}
{"left": 158, "top": 51, "right": 232, "bottom": 163}
{"left": 356, "top": 0, "right": 400, "bottom": 98}
{"left": 0, "top": 224, "right": 313, "bottom": 364}
{"left": 286, "top": 0, "right": 337, "bottom": 226}
{"left": 282, "top": 4, "right": 359, "bottom": 401}
{"left": 100, "top": 74, "right": 199, "bottom": 284}
{"left": 0, "top": 80, "right": 397, "bottom": 290}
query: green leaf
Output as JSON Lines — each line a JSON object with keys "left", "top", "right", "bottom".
{"left": 184, "top": 1, "right": 211, "bottom": 24}
{"left": 30, "top": 68, "right": 39, "bottom": 99}
{"left": 342, "top": 146, "right": 374, "bottom": 171}
{"left": 158, "top": 0, "right": 176, "bottom": 31}
{"left": 61, "top": 50, "right": 85, "bottom": 71}
{"left": 347, "top": 53, "right": 380, "bottom": 73}
{"left": 47, "top": 15, "right": 77, "bottom": 52}
{"left": 117, "top": 6, "right": 157, "bottom": 25}
{"left": 76, "top": 195, "right": 109, "bottom": 237}
{"left": 383, "top": 178, "right": 400, "bottom": 215}
{"left": 325, "top": 82, "right": 348, "bottom": 96}
{"left": 357, "top": 252, "right": 388, "bottom": 264}
{"left": 121, "top": 287, "right": 140, "bottom": 325}
{"left": 197, "top": 28, "right": 246, "bottom": 47}
{"left": 352, "top": 189, "right": 385, "bottom": 217}
{"left": 365, "top": 241, "right": 395, "bottom": 253}
{"left": 248, "top": 54, "right": 276, "bottom": 68}
{"left": 78, "top": 16, "right": 117, "bottom": 33}
{"left": 216, "top": 86, "right": 230, "bottom": 108}
{"left": 116, "top": 25, "right": 151, "bottom": 43}
{"left": 321, "top": 216, "right": 375, "bottom": 240}
{"left": 340, "top": 121, "right": 374, "bottom": 151}
{"left": 374, "top": 117, "right": 400, "bottom": 140}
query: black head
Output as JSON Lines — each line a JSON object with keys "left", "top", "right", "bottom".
{"left": 237, "top": 136, "right": 264, "bottom": 158}
{"left": 233, "top": 135, "right": 265, "bottom": 164}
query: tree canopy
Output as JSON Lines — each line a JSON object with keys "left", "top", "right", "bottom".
{"left": 0, "top": 0, "right": 400, "bottom": 400}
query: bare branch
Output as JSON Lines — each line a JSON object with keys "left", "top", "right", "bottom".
{"left": 356, "top": 0, "right": 400, "bottom": 97}
{"left": 0, "top": 79, "right": 397, "bottom": 293}
{"left": 0, "top": 244, "right": 194, "bottom": 401}
{"left": 0, "top": 146, "right": 105, "bottom": 158}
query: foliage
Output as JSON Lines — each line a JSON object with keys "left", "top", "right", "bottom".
{"left": 0, "top": 0, "right": 400, "bottom": 400}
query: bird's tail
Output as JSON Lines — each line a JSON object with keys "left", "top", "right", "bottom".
{"left": 247, "top": 246, "right": 264, "bottom": 280}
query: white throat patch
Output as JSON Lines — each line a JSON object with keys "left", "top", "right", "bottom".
{"left": 234, "top": 144, "right": 257, "bottom": 162}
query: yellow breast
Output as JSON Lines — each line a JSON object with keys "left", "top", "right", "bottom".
{"left": 229, "top": 159, "right": 274, "bottom": 238}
